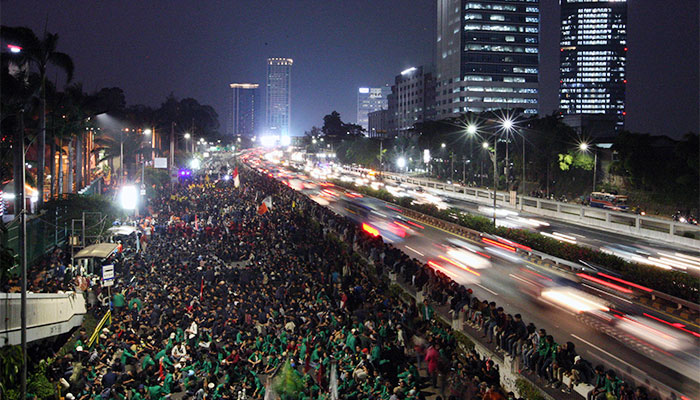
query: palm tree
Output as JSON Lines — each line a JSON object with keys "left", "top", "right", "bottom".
{"left": 1, "top": 26, "right": 74, "bottom": 210}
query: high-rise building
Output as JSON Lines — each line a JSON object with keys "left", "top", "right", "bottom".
{"left": 266, "top": 58, "right": 293, "bottom": 136}
{"left": 357, "top": 85, "right": 390, "bottom": 132}
{"left": 368, "top": 109, "right": 389, "bottom": 138}
{"left": 435, "top": 0, "right": 540, "bottom": 119}
{"left": 559, "top": 0, "right": 627, "bottom": 133}
{"left": 387, "top": 66, "right": 437, "bottom": 136}
{"left": 229, "top": 83, "right": 259, "bottom": 138}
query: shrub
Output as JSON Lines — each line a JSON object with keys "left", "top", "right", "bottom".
{"left": 331, "top": 179, "right": 700, "bottom": 302}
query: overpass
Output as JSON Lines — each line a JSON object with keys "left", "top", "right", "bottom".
{"left": 0, "top": 291, "right": 86, "bottom": 346}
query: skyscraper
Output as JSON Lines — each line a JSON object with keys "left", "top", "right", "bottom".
{"left": 435, "top": 0, "right": 540, "bottom": 119}
{"left": 230, "top": 83, "right": 259, "bottom": 138}
{"left": 357, "top": 85, "right": 390, "bottom": 132}
{"left": 559, "top": 0, "right": 627, "bottom": 132}
{"left": 387, "top": 66, "right": 436, "bottom": 136}
{"left": 266, "top": 58, "right": 293, "bottom": 136}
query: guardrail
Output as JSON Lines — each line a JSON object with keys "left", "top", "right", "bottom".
{"left": 344, "top": 167, "right": 700, "bottom": 250}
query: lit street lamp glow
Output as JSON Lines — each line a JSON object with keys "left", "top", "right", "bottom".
{"left": 441, "top": 143, "right": 446, "bottom": 148}
{"left": 466, "top": 124, "right": 477, "bottom": 135}
{"left": 482, "top": 142, "right": 489, "bottom": 149}
{"left": 579, "top": 142, "right": 589, "bottom": 151}
{"left": 502, "top": 118, "right": 513, "bottom": 131}
{"left": 190, "top": 158, "right": 201, "bottom": 170}
{"left": 396, "top": 157, "right": 406, "bottom": 169}
{"left": 119, "top": 185, "right": 138, "bottom": 210}
{"left": 184, "top": 133, "right": 191, "bottom": 140}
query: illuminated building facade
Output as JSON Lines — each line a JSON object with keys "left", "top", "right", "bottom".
{"left": 435, "top": 0, "right": 540, "bottom": 119}
{"left": 387, "top": 66, "right": 436, "bottom": 136}
{"left": 357, "top": 86, "right": 390, "bottom": 132}
{"left": 230, "top": 83, "right": 259, "bottom": 137}
{"left": 559, "top": 0, "right": 627, "bottom": 132}
{"left": 266, "top": 58, "right": 293, "bottom": 136}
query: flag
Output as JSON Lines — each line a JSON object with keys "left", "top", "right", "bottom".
{"left": 233, "top": 167, "right": 240, "bottom": 188}
{"left": 194, "top": 214, "right": 199, "bottom": 230}
{"left": 257, "top": 196, "right": 273, "bottom": 215}
{"left": 199, "top": 276, "right": 204, "bottom": 300}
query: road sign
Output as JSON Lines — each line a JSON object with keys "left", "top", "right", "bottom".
{"left": 102, "top": 277, "right": 114, "bottom": 287}
{"left": 102, "top": 264, "right": 114, "bottom": 280}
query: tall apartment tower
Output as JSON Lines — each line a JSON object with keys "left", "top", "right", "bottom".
{"left": 559, "top": 0, "right": 627, "bottom": 133}
{"left": 230, "top": 83, "right": 259, "bottom": 138}
{"left": 435, "top": 0, "right": 540, "bottom": 119}
{"left": 357, "top": 85, "right": 391, "bottom": 132}
{"left": 266, "top": 58, "right": 293, "bottom": 136}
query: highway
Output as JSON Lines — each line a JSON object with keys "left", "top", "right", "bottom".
{"left": 237, "top": 151, "right": 700, "bottom": 399}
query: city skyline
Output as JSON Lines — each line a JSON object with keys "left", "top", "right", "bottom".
{"left": 266, "top": 57, "right": 293, "bottom": 137}
{"left": 2, "top": 0, "right": 697, "bottom": 137}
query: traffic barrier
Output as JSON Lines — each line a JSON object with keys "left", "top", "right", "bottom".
{"left": 87, "top": 310, "right": 111, "bottom": 348}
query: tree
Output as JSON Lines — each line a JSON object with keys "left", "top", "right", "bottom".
{"left": 321, "top": 111, "right": 344, "bottom": 139}
{"left": 1, "top": 26, "right": 74, "bottom": 211}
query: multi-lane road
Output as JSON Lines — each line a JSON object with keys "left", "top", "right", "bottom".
{"left": 236, "top": 151, "right": 700, "bottom": 399}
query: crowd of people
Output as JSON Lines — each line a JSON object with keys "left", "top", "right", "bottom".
{"left": 12, "top": 159, "right": 658, "bottom": 400}
{"left": 35, "top": 165, "right": 527, "bottom": 400}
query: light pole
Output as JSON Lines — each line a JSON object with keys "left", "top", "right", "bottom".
{"left": 466, "top": 123, "right": 477, "bottom": 185}
{"left": 184, "top": 133, "right": 191, "bottom": 154}
{"left": 579, "top": 142, "right": 597, "bottom": 193}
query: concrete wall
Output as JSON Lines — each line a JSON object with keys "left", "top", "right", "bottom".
{"left": 0, "top": 292, "right": 86, "bottom": 346}
{"left": 365, "top": 170, "right": 700, "bottom": 250}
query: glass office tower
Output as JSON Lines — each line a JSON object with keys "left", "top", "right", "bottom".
{"left": 436, "top": 0, "right": 540, "bottom": 119}
{"left": 266, "top": 58, "right": 293, "bottom": 136}
{"left": 559, "top": 0, "right": 627, "bottom": 131}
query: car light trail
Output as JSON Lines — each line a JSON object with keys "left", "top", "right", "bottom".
{"left": 576, "top": 273, "right": 633, "bottom": 294}
{"left": 362, "top": 223, "right": 379, "bottom": 237}
{"left": 597, "top": 272, "right": 653, "bottom": 292}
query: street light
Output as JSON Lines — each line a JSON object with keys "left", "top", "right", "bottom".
{"left": 119, "top": 185, "right": 138, "bottom": 211}
{"left": 396, "top": 156, "right": 406, "bottom": 169}
{"left": 579, "top": 142, "right": 597, "bottom": 193}
{"left": 441, "top": 142, "right": 446, "bottom": 148}
{"left": 184, "top": 132, "right": 191, "bottom": 140}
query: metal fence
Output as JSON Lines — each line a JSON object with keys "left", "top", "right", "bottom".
{"left": 4, "top": 209, "right": 70, "bottom": 273}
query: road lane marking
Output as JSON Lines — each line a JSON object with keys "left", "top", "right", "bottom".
{"left": 582, "top": 283, "right": 633, "bottom": 304}
{"left": 476, "top": 284, "right": 498, "bottom": 296}
{"left": 405, "top": 246, "right": 424, "bottom": 257}
{"left": 571, "top": 334, "right": 638, "bottom": 371}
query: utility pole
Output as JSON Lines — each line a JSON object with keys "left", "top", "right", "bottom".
{"left": 170, "top": 122, "right": 175, "bottom": 171}
{"left": 492, "top": 134, "right": 498, "bottom": 226}
{"left": 13, "top": 109, "right": 28, "bottom": 400}
{"left": 451, "top": 152, "right": 454, "bottom": 183}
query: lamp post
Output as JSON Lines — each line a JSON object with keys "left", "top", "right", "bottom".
{"left": 579, "top": 142, "right": 597, "bottom": 193}
{"left": 184, "top": 133, "right": 191, "bottom": 154}
{"left": 465, "top": 123, "right": 477, "bottom": 185}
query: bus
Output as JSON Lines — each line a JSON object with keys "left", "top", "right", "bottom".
{"left": 588, "top": 192, "right": 628, "bottom": 211}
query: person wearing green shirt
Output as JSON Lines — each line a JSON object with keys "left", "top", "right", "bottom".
{"left": 128, "top": 297, "right": 142, "bottom": 312}
{"left": 113, "top": 292, "right": 126, "bottom": 310}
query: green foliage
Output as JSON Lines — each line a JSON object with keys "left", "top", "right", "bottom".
{"left": 0, "top": 346, "right": 23, "bottom": 393}
{"left": 515, "top": 378, "right": 547, "bottom": 400}
{"left": 332, "top": 179, "right": 700, "bottom": 302}
{"left": 28, "top": 362, "right": 56, "bottom": 399}
{"left": 558, "top": 153, "right": 574, "bottom": 171}
{"left": 272, "top": 361, "right": 304, "bottom": 398}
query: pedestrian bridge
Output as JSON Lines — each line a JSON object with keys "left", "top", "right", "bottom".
{"left": 0, "top": 291, "right": 86, "bottom": 346}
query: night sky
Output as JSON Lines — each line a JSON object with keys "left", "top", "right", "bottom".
{"left": 2, "top": 0, "right": 698, "bottom": 138}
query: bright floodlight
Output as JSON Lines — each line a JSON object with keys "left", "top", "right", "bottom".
{"left": 466, "top": 124, "right": 477, "bottom": 135}
{"left": 423, "top": 149, "right": 431, "bottom": 164}
{"left": 143, "top": 129, "right": 152, "bottom": 135}
{"left": 502, "top": 118, "right": 513, "bottom": 131}
{"left": 119, "top": 185, "right": 138, "bottom": 210}
{"left": 260, "top": 135, "right": 278, "bottom": 148}
{"left": 312, "top": 139, "right": 317, "bottom": 144}
{"left": 280, "top": 135, "right": 291, "bottom": 146}
{"left": 482, "top": 142, "right": 489, "bottom": 149}
{"left": 441, "top": 143, "right": 446, "bottom": 148}
{"left": 579, "top": 143, "right": 589, "bottom": 151}
{"left": 184, "top": 133, "right": 191, "bottom": 139}
{"left": 190, "top": 158, "right": 201, "bottom": 170}
{"left": 396, "top": 157, "right": 407, "bottom": 168}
